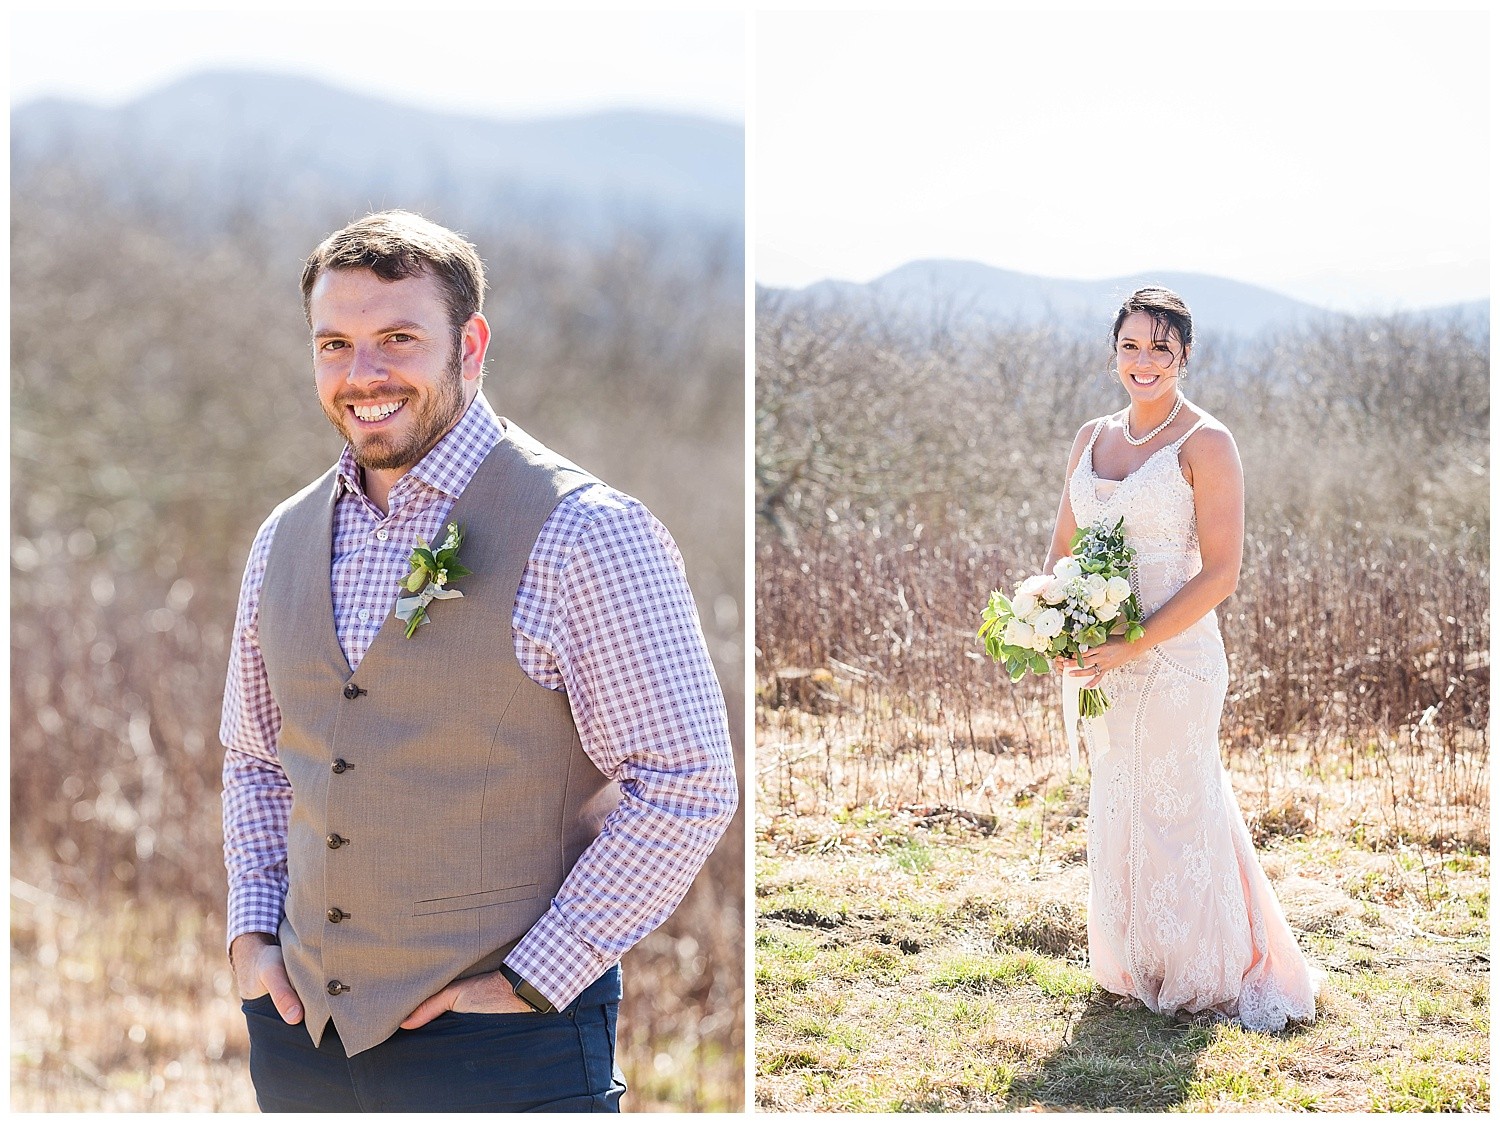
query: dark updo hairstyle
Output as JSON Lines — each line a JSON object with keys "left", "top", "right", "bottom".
{"left": 1111, "top": 286, "right": 1193, "bottom": 359}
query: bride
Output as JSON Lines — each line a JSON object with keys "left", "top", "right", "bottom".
{"left": 1046, "top": 286, "right": 1318, "bottom": 1031}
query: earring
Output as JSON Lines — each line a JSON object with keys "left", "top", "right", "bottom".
{"left": 1178, "top": 363, "right": 1188, "bottom": 381}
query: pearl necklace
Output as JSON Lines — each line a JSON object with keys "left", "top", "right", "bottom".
{"left": 1122, "top": 394, "right": 1184, "bottom": 446}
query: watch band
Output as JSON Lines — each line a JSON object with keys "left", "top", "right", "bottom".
{"left": 498, "top": 964, "right": 557, "bottom": 1014}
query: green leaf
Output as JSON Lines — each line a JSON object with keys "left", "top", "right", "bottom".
{"left": 411, "top": 547, "right": 438, "bottom": 571}
{"left": 442, "top": 562, "right": 473, "bottom": 579}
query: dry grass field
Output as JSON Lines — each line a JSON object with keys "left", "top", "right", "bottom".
{"left": 11, "top": 869, "right": 743, "bottom": 1112}
{"left": 752, "top": 524, "right": 1488, "bottom": 1112}
{"left": 755, "top": 696, "right": 1488, "bottom": 1112}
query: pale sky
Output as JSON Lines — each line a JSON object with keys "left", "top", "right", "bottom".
{"left": 8, "top": 8, "right": 1490, "bottom": 313}
{"left": 10, "top": 8, "right": 745, "bottom": 123}
{"left": 755, "top": 9, "right": 1489, "bottom": 313}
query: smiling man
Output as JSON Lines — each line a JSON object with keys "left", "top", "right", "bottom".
{"left": 220, "top": 211, "right": 738, "bottom": 1111}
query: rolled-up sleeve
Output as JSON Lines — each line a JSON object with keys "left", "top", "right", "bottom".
{"left": 505, "top": 492, "right": 739, "bottom": 1007}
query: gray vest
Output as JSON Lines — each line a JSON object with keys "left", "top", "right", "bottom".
{"left": 257, "top": 423, "right": 618, "bottom": 1056}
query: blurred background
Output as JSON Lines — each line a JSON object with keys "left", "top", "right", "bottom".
{"left": 10, "top": 10, "right": 746, "bottom": 1112}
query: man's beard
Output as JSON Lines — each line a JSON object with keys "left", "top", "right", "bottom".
{"left": 325, "top": 347, "right": 466, "bottom": 472}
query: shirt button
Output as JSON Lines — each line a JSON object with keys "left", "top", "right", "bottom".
{"left": 357, "top": 609, "right": 370, "bottom": 623}
{"left": 375, "top": 529, "right": 390, "bottom": 541}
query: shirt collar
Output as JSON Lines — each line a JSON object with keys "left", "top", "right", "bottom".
{"left": 334, "top": 392, "right": 506, "bottom": 503}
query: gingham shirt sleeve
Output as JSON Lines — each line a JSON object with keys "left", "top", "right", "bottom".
{"left": 504, "top": 490, "right": 739, "bottom": 1007}
{"left": 219, "top": 511, "right": 293, "bottom": 948}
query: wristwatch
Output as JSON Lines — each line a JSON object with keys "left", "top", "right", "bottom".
{"left": 498, "top": 964, "right": 556, "bottom": 1014}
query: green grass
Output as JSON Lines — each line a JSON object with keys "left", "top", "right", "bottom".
{"left": 1371, "top": 1060, "right": 1482, "bottom": 1111}
{"left": 754, "top": 928, "right": 820, "bottom": 991}
{"left": 755, "top": 795, "right": 1489, "bottom": 1113}
{"left": 932, "top": 952, "right": 1093, "bottom": 998}
{"left": 883, "top": 835, "right": 935, "bottom": 873}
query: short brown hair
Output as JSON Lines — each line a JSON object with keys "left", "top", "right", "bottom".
{"left": 1111, "top": 286, "right": 1193, "bottom": 355}
{"left": 300, "top": 210, "right": 486, "bottom": 337}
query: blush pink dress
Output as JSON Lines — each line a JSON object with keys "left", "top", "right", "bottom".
{"left": 1067, "top": 417, "right": 1318, "bottom": 1031}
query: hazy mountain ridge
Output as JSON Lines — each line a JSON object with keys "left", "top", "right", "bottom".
{"left": 12, "top": 69, "right": 743, "bottom": 228}
{"left": 769, "top": 259, "right": 1488, "bottom": 339}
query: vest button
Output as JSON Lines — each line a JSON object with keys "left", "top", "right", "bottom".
{"left": 326, "top": 833, "right": 348, "bottom": 849}
{"left": 326, "top": 980, "right": 349, "bottom": 995}
{"left": 342, "top": 682, "right": 362, "bottom": 700}
{"left": 331, "top": 759, "right": 350, "bottom": 774}
{"left": 327, "top": 907, "right": 348, "bottom": 923}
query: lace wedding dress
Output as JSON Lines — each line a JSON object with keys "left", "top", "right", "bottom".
{"left": 1067, "top": 417, "right": 1318, "bottom": 1031}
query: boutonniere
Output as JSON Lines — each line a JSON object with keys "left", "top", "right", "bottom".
{"left": 395, "top": 522, "right": 472, "bottom": 638}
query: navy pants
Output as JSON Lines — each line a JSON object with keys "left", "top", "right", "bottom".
{"left": 243, "top": 966, "right": 625, "bottom": 1112}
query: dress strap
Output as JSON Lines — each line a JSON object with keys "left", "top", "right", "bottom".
{"left": 1084, "top": 418, "right": 1107, "bottom": 452}
{"left": 1171, "top": 417, "right": 1209, "bottom": 450}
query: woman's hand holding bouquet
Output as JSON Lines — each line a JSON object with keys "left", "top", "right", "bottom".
{"left": 977, "top": 518, "right": 1146, "bottom": 717}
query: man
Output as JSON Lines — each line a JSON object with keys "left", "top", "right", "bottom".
{"left": 220, "top": 210, "right": 739, "bottom": 1111}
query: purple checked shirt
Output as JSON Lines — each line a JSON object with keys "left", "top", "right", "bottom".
{"left": 220, "top": 393, "right": 738, "bottom": 1009}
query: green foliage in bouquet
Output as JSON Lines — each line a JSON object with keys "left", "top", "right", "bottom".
{"left": 976, "top": 518, "right": 1147, "bottom": 714}
{"left": 1065, "top": 517, "right": 1147, "bottom": 645}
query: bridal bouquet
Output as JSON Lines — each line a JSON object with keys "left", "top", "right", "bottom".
{"left": 977, "top": 518, "right": 1146, "bottom": 717}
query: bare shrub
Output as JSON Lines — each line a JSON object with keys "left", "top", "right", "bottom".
{"left": 755, "top": 288, "right": 1488, "bottom": 849}
{"left": 757, "top": 295, "right": 1488, "bottom": 551}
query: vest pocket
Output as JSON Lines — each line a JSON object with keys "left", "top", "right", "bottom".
{"left": 412, "top": 882, "right": 540, "bottom": 916}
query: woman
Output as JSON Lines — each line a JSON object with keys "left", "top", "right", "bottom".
{"left": 1046, "top": 286, "right": 1318, "bottom": 1031}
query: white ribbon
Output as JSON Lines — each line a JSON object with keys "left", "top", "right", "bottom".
{"left": 395, "top": 583, "right": 464, "bottom": 624}
{"left": 1060, "top": 675, "right": 1108, "bottom": 774}
{"left": 1062, "top": 675, "right": 1083, "bottom": 773}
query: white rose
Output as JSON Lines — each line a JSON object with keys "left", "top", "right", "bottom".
{"left": 1031, "top": 632, "right": 1053, "bottom": 653}
{"left": 1041, "top": 577, "right": 1069, "bottom": 605}
{"left": 1011, "top": 592, "right": 1038, "bottom": 619}
{"left": 1095, "top": 601, "right": 1120, "bottom": 622}
{"left": 1083, "top": 574, "right": 1108, "bottom": 609}
{"left": 1032, "top": 607, "right": 1066, "bottom": 640}
{"left": 1052, "top": 556, "right": 1083, "bottom": 580}
{"left": 1105, "top": 576, "right": 1132, "bottom": 604}
{"left": 1003, "top": 619, "right": 1035, "bottom": 649}
{"left": 1018, "top": 574, "right": 1051, "bottom": 599}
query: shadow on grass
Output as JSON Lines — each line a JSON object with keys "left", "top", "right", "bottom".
{"left": 1008, "top": 995, "right": 1215, "bottom": 1111}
